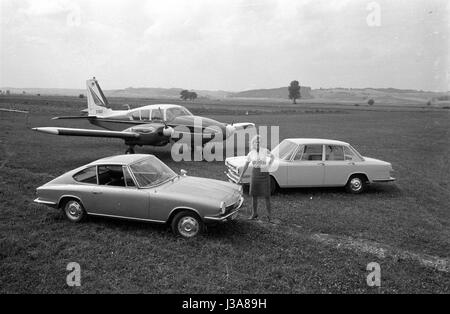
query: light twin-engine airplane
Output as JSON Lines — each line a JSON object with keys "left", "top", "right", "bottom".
{"left": 33, "top": 78, "right": 255, "bottom": 154}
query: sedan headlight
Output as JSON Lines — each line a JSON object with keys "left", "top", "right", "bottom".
{"left": 220, "top": 201, "right": 226, "bottom": 214}
{"left": 238, "top": 185, "right": 243, "bottom": 194}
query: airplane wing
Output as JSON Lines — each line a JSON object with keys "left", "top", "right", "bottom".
{"left": 32, "top": 127, "right": 140, "bottom": 139}
{"left": 231, "top": 122, "right": 255, "bottom": 130}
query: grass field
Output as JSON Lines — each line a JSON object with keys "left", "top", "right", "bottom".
{"left": 0, "top": 95, "right": 449, "bottom": 293}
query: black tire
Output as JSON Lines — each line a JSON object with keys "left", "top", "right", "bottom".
{"left": 270, "top": 176, "right": 278, "bottom": 195}
{"left": 171, "top": 210, "right": 203, "bottom": 238}
{"left": 63, "top": 199, "right": 86, "bottom": 223}
{"left": 345, "top": 175, "right": 367, "bottom": 194}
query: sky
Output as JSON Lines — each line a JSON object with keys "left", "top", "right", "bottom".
{"left": 0, "top": 0, "right": 448, "bottom": 91}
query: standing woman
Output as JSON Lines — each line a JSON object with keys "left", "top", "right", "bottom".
{"left": 238, "top": 135, "right": 274, "bottom": 221}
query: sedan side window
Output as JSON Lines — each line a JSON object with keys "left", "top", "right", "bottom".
{"left": 131, "top": 111, "right": 141, "bottom": 121}
{"left": 293, "top": 146, "right": 304, "bottom": 160}
{"left": 73, "top": 166, "right": 97, "bottom": 184}
{"left": 301, "top": 145, "right": 323, "bottom": 161}
{"left": 98, "top": 165, "right": 126, "bottom": 187}
{"left": 325, "top": 145, "right": 345, "bottom": 161}
{"left": 344, "top": 146, "right": 357, "bottom": 161}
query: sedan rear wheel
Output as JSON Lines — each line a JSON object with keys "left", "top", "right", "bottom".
{"left": 345, "top": 175, "right": 367, "bottom": 194}
{"left": 64, "top": 199, "right": 86, "bottom": 223}
{"left": 172, "top": 211, "right": 203, "bottom": 238}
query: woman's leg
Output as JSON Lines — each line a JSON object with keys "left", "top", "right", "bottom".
{"left": 265, "top": 197, "right": 271, "bottom": 221}
{"left": 251, "top": 196, "right": 258, "bottom": 218}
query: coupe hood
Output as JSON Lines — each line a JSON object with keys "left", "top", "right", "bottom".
{"left": 160, "top": 176, "right": 240, "bottom": 205}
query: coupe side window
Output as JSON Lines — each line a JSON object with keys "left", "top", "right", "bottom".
{"left": 123, "top": 167, "right": 136, "bottom": 187}
{"left": 97, "top": 165, "right": 126, "bottom": 187}
{"left": 325, "top": 145, "right": 345, "bottom": 161}
{"left": 73, "top": 166, "right": 97, "bottom": 184}
{"left": 301, "top": 145, "right": 323, "bottom": 161}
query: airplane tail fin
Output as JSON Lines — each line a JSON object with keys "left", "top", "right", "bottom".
{"left": 86, "top": 78, "right": 112, "bottom": 117}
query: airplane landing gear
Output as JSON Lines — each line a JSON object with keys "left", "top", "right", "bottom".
{"left": 125, "top": 146, "right": 135, "bottom": 154}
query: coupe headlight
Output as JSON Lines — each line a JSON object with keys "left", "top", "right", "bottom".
{"left": 238, "top": 185, "right": 243, "bottom": 193}
{"left": 220, "top": 201, "right": 226, "bottom": 214}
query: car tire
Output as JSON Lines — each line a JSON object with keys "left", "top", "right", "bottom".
{"left": 270, "top": 176, "right": 278, "bottom": 195}
{"left": 345, "top": 175, "right": 367, "bottom": 194}
{"left": 63, "top": 199, "right": 86, "bottom": 223}
{"left": 171, "top": 210, "right": 203, "bottom": 238}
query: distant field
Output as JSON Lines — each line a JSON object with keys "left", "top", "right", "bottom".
{"left": 0, "top": 95, "right": 449, "bottom": 293}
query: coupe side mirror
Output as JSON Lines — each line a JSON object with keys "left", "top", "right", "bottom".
{"left": 180, "top": 169, "right": 187, "bottom": 176}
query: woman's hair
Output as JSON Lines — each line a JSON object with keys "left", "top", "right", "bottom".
{"left": 250, "top": 135, "right": 261, "bottom": 150}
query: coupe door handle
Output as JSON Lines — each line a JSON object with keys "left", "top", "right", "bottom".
{"left": 92, "top": 191, "right": 102, "bottom": 195}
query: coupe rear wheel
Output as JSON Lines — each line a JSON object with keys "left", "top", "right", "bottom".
{"left": 171, "top": 211, "right": 203, "bottom": 238}
{"left": 345, "top": 175, "right": 367, "bottom": 194}
{"left": 63, "top": 199, "right": 86, "bottom": 223}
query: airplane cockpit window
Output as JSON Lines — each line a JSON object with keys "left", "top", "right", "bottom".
{"left": 151, "top": 109, "right": 163, "bottom": 120}
{"left": 166, "top": 107, "right": 193, "bottom": 121}
{"left": 140, "top": 110, "right": 150, "bottom": 120}
{"left": 131, "top": 111, "right": 141, "bottom": 121}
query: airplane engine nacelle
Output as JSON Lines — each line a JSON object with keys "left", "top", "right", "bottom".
{"left": 162, "top": 126, "right": 175, "bottom": 137}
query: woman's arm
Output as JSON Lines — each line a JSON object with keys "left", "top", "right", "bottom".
{"left": 238, "top": 160, "right": 250, "bottom": 183}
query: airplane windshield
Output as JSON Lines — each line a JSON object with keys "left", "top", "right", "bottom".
{"left": 166, "top": 107, "right": 193, "bottom": 121}
{"left": 129, "top": 156, "right": 176, "bottom": 187}
{"left": 271, "top": 140, "right": 298, "bottom": 160}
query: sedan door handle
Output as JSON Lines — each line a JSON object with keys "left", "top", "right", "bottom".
{"left": 92, "top": 191, "right": 103, "bottom": 195}
{"left": 318, "top": 162, "right": 325, "bottom": 166}
{"left": 348, "top": 162, "right": 355, "bottom": 165}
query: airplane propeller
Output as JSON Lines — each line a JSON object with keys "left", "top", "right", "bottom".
{"left": 159, "top": 107, "right": 175, "bottom": 137}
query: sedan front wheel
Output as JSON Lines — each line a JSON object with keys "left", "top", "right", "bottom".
{"left": 345, "top": 175, "right": 367, "bottom": 194}
{"left": 171, "top": 211, "right": 203, "bottom": 238}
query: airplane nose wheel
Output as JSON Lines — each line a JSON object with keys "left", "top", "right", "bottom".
{"left": 125, "top": 146, "right": 135, "bottom": 154}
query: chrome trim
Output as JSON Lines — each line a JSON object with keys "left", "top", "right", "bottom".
{"left": 88, "top": 212, "right": 166, "bottom": 223}
{"left": 33, "top": 198, "right": 57, "bottom": 205}
{"left": 204, "top": 197, "right": 244, "bottom": 222}
{"left": 372, "top": 177, "right": 396, "bottom": 182}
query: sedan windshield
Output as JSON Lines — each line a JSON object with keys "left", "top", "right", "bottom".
{"left": 271, "top": 140, "right": 298, "bottom": 160}
{"left": 129, "top": 156, "right": 176, "bottom": 187}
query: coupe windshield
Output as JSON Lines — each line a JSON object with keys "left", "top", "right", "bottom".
{"left": 271, "top": 140, "right": 298, "bottom": 160}
{"left": 129, "top": 156, "right": 176, "bottom": 187}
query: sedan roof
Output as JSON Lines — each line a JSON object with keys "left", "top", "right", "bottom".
{"left": 89, "top": 154, "right": 151, "bottom": 166}
{"left": 284, "top": 138, "right": 350, "bottom": 146}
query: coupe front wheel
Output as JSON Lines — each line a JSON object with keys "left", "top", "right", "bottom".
{"left": 171, "top": 211, "right": 203, "bottom": 238}
{"left": 63, "top": 199, "right": 86, "bottom": 223}
{"left": 345, "top": 175, "right": 367, "bottom": 194}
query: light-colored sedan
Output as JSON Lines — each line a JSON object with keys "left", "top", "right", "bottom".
{"left": 225, "top": 138, "right": 395, "bottom": 194}
{"left": 34, "top": 154, "right": 243, "bottom": 238}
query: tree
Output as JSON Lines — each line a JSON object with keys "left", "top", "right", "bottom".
{"left": 180, "top": 90, "right": 190, "bottom": 101}
{"left": 79, "top": 94, "right": 85, "bottom": 99}
{"left": 368, "top": 99, "right": 375, "bottom": 106}
{"left": 189, "top": 92, "right": 197, "bottom": 101}
{"left": 288, "top": 80, "right": 301, "bottom": 104}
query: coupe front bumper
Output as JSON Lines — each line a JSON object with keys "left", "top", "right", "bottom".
{"left": 204, "top": 196, "right": 244, "bottom": 222}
